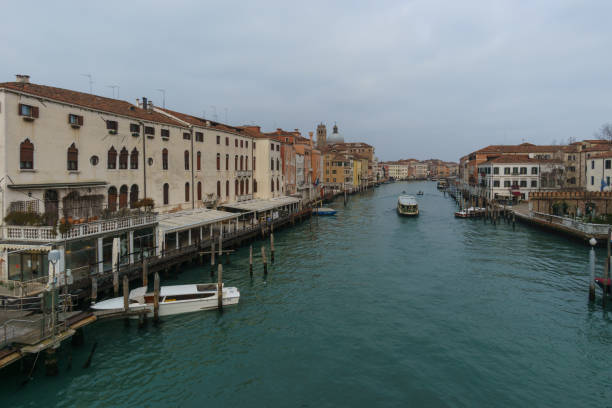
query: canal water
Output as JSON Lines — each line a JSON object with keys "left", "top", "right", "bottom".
{"left": 2, "top": 181, "right": 611, "bottom": 407}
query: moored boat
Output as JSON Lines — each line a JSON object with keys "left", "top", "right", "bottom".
{"left": 397, "top": 195, "right": 419, "bottom": 216}
{"left": 91, "top": 283, "right": 240, "bottom": 318}
{"left": 314, "top": 207, "right": 337, "bottom": 216}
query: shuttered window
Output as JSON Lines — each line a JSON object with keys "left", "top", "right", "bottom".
{"left": 195, "top": 132, "right": 203, "bottom": 142}
{"left": 130, "top": 148, "right": 139, "bottom": 169}
{"left": 108, "top": 147, "right": 117, "bottom": 169}
{"left": 119, "top": 147, "right": 129, "bottom": 169}
{"left": 130, "top": 123, "right": 140, "bottom": 133}
{"left": 106, "top": 120, "right": 118, "bottom": 131}
{"left": 197, "top": 152, "right": 201, "bottom": 171}
{"left": 162, "top": 149, "right": 169, "bottom": 170}
{"left": 184, "top": 151, "right": 190, "bottom": 170}
{"left": 18, "top": 104, "right": 38, "bottom": 118}
{"left": 185, "top": 182, "right": 190, "bottom": 202}
{"left": 161, "top": 129, "right": 170, "bottom": 139}
{"left": 68, "top": 114, "right": 83, "bottom": 126}
{"left": 145, "top": 126, "right": 155, "bottom": 136}
{"left": 67, "top": 143, "right": 78, "bottom": 171}
{"left": 20, "top": 139, "right": 34, "bottom": 169}
{"left": 163, "top": 183, "right": 169, "bottom": 205}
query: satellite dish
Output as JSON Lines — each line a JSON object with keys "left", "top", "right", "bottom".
{"left": 48, "top": 249, "right": 61, "bottom": 263}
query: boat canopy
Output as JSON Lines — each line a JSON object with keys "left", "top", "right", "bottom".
{"left": 398, "top": 195, "right": 418, "bottom": 206}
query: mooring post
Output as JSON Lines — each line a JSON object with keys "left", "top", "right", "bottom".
{"left": 142, "top": 259, "right": 148, "bottom": 287}
{"left": 91, "top": 276, "right": 97, "bottom": 305}
{"left": 589, "top": 237, "right": 596, "bottom": 302}
{"left": 123, "top": 275, "right": 129, "bottom": 316}
{"left": 262, "top": 245, "right": 267, "bottom": 274}
{"left": 153, "top": 272, "right": 160, "bottom": 323}
{"left": 45, "top": 347, "right": 58, "bottom": 376}
{"left": 270, "top": 233, "right": 275, "bottom": 263}
{"left": 512, "top": 211, "right": 516, "bottom": 231}
{"left": 112, "top": 237, "right": 120, "bottom": 296}
{"left": 605, "top": 228, "right": 611, "bottom": 307}
{"left": 217, "top": 264, "right": 223, "bottom": 310}
{"left": 113, "top": 269, "right": 119, "bottom": 297}
{"left": 210, "top": 241, "right": 215, "bottom": 275}
{"left": 249, "top": 245, "right": 253, "bottom": 276}
{"left": 219, "top": 235, "right": 223, "bottom": 258}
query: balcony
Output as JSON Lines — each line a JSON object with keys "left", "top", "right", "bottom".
{"left": 237, "top": 170, "right": 252, "bottom": 177}
{"left": 1, "top": 212, "right": 158, "bottom": 243}
{"left": 237, "top": 194, "right": 253, "bottom": 202}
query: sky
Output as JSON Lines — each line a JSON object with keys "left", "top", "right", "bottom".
{"left": 1, "top": 0, "right": 612, "bottom": 162}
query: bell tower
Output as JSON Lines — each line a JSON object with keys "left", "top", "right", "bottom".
{"left": 316, "top": 123, "right": 327, "bottom": 148}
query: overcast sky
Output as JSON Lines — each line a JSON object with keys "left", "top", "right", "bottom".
{"left": 2, "top": 0, "right": 611, "bottom": 162}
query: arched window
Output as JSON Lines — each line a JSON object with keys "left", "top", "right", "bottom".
{"left": 217, "top": 181, "right": 221, "bottom": 197}
{"left": 271, "top": 178, "right": 275, "bottom": 192}
{"left": 108, "top": 186, "right": 117, "bottom": 211}
{"left": 245, "top": 156, "right": 249, "bottom": 170}
{"left": 184, "top": 150, "right": 189, "bottom": 170}
{"left": 20, "top": 139, "right": 34, "bottom": 169}
{"left": 162, "top": 148, "right": 168, "bottom": 170}
{"left": 235, "top": 179, "right": 239, "bottom": 196}
{"left": 226, "top": 180, "right": 229, "bottom": 197}
{"left": 253, "top": 156, "right": 256, "bottom": 170}
{"left": 253, "top": 179, "right": 257, "bottom": 193}
{"left": 240, "top": 155, "right": 244, "bottom": 171}
{"left": 163, "top": 183, "right": 169, "bottom": 205}
{"left": 130, "top": 148, "right": 139, "bottom": 169}
{"left": 271, "top": 159, "right": 274, "bottom": 171}
{"left": 197, "top": 181, "right": 202, "bottom": 200}
{"left": 197, "top": 151, "right": 201, "bottom": 171}
{"left": 130, "top": 185, "right": 139, "bottom": 207}
{"left": 225, "top": 154, "right": 229, "bottom": 170}
{"left": 276, "top": 158, "right": 280, "bottom": 171}
{"left": 185, "top": 182, "right": 190, "bottom": 202}
{"left": 67, "top": 143, "right": 78, "bottom": 171}
{"left": 240, "top": 179, "right": 244, "bottom": 195}
{"left": 107, "top": 147, "right": 117, "bottom": 169}
{"left": 119, "top": 147, "right": 128, "bottom": 169}
{"left": 276, "top": 178, "right": 279, "bottom": 192}
{"left": 119, "top": 185, "right": 128, "bottom": 208}
{"left": 234, "top": 155, "right": 238, "bottom": 170}
{"left": 246, "top": 180, "right": 249, "bottom": 194}
{"left": 216, "top": 153, "right": 220, "bottom": 170}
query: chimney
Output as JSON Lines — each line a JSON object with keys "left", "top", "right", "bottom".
{"left": 309, "top": 131, "right": 314, "bottom": 147}
{"left": 142, "top": 97, "right": 148, "bottom": 110}
{"left": 147, "top": 100, "right": 154, "bottom": 111}
{"left": 15, "top": 74, "right": 30, "bottom": 83}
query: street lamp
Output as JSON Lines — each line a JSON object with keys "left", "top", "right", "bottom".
{"left": 48, "top": 249, "right": 61, "bottom": 341}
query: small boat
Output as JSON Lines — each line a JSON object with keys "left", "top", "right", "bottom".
{"left": 595, "top": 277, "right": 611, "bottom": 295}
{"left": 91, "top": 283, "right": 240, "bottom": 318}
{"left": 454, "top": 209, "right": 469, "bottom": 218}
{"left": 314, "top": 207, "right": 337, "bottom": 216}
{"left": 397, "top": 195, "right": 419, "bottom": 216}
{"left": 416, "top": 191, "right": 424, "bottom": 196}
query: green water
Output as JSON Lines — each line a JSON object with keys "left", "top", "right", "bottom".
{"left": 2, "top": 181, "right": 611, "bottom": 407}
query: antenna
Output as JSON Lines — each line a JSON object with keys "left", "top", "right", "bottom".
{"left": 156, "top": 89, "right": 166, "bottom": 109}
{"left": 202, "top": 110, "right": 206, "bottom": 119}
{"left": 107, "top": 85, "right": 119, "bottom": 99}
{"left": 224, "top": 107, "right": 228, "bottom": 123}
{"left": 81, "top": 74, "right": 93, "bottom": 94}
{"left": 210, "top": 105, "right": 217, "bottom": 121}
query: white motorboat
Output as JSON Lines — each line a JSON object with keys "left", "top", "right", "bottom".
{"left": 397, "top": 195, "right": 419, "bottom": 216}
{"left": 91, "top": 283, "right": 240, "bottom": 318}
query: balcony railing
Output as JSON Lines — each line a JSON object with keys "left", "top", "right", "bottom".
{"left": 237, "top": 170, "right": 253, "bottom": 177}
{"left": 237, "top": 194, "right": 253, "bottom": 202}
{"left": 1, "top": 212, "right": 158, "bottom": 242}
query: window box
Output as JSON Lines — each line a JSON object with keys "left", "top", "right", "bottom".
{"left": 132, "top": 133, "right": 140, "bottom": 137}
{"left": 108, "top": 130, "right": 118, "bottom": 135}
{"left": 145, "top": 126, "right": 155, "bottom": 138}
{"left": 19, "top": 104, "right": 38, "bottom": 121}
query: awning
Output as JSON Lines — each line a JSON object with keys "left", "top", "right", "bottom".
{"left": 220, "top": 196, "right": 300, "bottom": 213}
{"left": 0, "top": 244, "right": 53, "bottom": 253}
{"left": 8, "top": 181, "right": 107, "bottom": 190}
{"left": 158, "top": 208, "right": 239, "bottom": 234}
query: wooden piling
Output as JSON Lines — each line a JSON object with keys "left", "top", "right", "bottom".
{"left": 153, "top": 272, "right": 160, "bottom": 322}
{"left": 270, "top": 233, "right": 275, "bottom": 263}
{"left": 262, "top": 245, "right": 267, "bottom": 274}
{"left": 217, "top": 264, "right": 223, "bottom": 310}
{"left": 249, "top": 245, "right": 253, "bottom": 276}
{"left": 142, "top": 259, "right": 148, "bottom": 287}
{"left": 605, "top": 228, "right": 611, "bottom": 307}
{"left": 113, "top": 269, "right": 119, "bottom": 297}
{"left": 210, "top": 241, "right": 215, "bottom": 275}
{"left": 512, "top": 212, "right": 516, "bottom": 231}
{"left": 218, "top": 236, "right": 223, "bottom": 258}
{"left": 589, "top": 243, "right": 596, "bottom": 302}
{"left": 91, "top": 276, "right": 97, "bottom": 304}
{"left": 123, "top": 275, "right": 129, "bottom": 312}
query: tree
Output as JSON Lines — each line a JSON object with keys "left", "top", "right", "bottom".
{"left": 594, "top": 123, "right": 612, "bottom": 143}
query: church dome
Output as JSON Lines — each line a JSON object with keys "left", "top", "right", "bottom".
{"left": 327, "top": 123, "right": 344, "bottom": 144}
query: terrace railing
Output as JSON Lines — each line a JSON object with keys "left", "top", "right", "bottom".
{"left": 530, "top": 211, "right": 611, "bottom": 236}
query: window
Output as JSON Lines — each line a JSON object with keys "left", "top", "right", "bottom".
{"left": 20, "top": 139, "right": 34, "bottom": 169}
{"left": 520, "top": 180, "right": 527, "bottom": 187}
{"left": 240, "top": 140, "right": 243, "bottom": 148}
{"left": 531, "top": 180, "right": 537, "bottom": 188}
{"left": 245, "top": 156, "right": 249, "bottom": 170}
{"left": 271, "top": 159, "right": 274, "bottom": 171}
{"left": 106, "top": 120, "right": 118, "bottom": 131}
{"left": 145, "top": 126, "right": 155, "bottom": 136}
{"left": 276, "top": 178, "right": 279, "bottom": 191}
{"left": 68, "top": 114, "right": 83, "bottom": 126}
{"left": 591, "top": 176, "right": 595, "bottom": 185}
{"left": 90, "top": 155, "right": 99, "bottom": 166}
{"left": 520, "top": 167, "right": 527, "bottom": 174}
{"left": 253, "top": 142, "right": 256, "bottom": 149}
{"left": 271, "top": 144, "right": 275, "bottom": 151}
{"left": 493, "top": 180, "right": 500, "bottom": 187}
{"left": 235, "top": 139, "right": 238, "bottom": 147}
{"left": 225, "top": 154, "right": 229, "bottom": 170}
{"left": 130, "top": 123, "right": 140, "bottom": 133}
{"left": 130, "top": 185, "right": 139, "bottom": 207}
{"left": 162, "top": 148, "right": 168, "bottom": 170}
{"left": 276, "top": 159, "right": 280, "bottom": 171}
{"left": 216, "top": 135, "right": 220, "bottom": 144}
{"left": 512, "top": 167, "right": 518, "bottom": 175}
{"left": 18, "top": 104, "right": 38, "bottom": 118}
{"left": 119, "top": 185, "right": 128, "bottom": 209}
{"left": 504, "top": 167, "right": 510, "bottom": 175}
{"left": 107, "top": 147, "right": 117, "bottom": 169}
{"left": 607, "top": 177, "right": 611, "bottom": 186}
{"left": 195, "top": 132, "right": 203, "bottom": 142}
{"left": 197, "top": 152, "right": 201, "bottom": 171}
{"left": 253, "top": 179, "right": 258, "bottom": 193}
{"left": 253, "top": 157, "right": 256, "bottom": 170}
{"left": 235, "top": 179, "right": 239, "bottom": 195}
{"left": 119, "top": 147, "right": 129, "bottom": 169}
{"left": 276, "top": 145, "right": 280, "bottom": 151}
{"left": 108, "top": 186, "right": 118, "bottom": 211}
{"left": 531, "top": 167, "right": 538, "bottom": 175}
{"left": 216, "top": 153, "right": 220, "bottom": 170}
{"left": 271, "top": 178, "right": 275, "bottom": 192}
{"left": 225, "top": 137, "right": 229, "bottom": 146}
{"left": 606, "top": 160, "right": 611, "bottom": 170}
{"left": 197, "top": 182, "right": 202, "bottom": 200}
{"left": 245, "top": 141, "right": 248, "bottom": 148}
{"left": 493, "top": 167, "right": 499, "bottom": 175}
{"left": 217, "top": 181, "right": 221, "bottom": 197}
{"left": 226, "top": 180, "right": 229, "bottom": 197}
{"left": 246, "top": 180, "right": 249, "bottom": 194}
{"left": 504, "top": 180, "right": 511, "bottom": 187}
{"left": 130, "top": 148, "right": 139, "bottom": 169}
{"left": 185, "top": 182, "right": 190, "bottom": 202}
{"left": 183, "top": 132, "right": 190, "bottom": 140}
{"left": 184, "top": 151, "right": 190, "bottom": 170}
{"left": 235, "top": 155, "right": 238, "bottom": 170}
{"left": 240, "top": 156, "right": 244, "bottom": 171}
{"left": 163, "top": 183, "right": 169, "bottom": 205}
{"left": 160, "top": 129, "right": 169, "bottom": 139}
{"left": 67, "top": 143, "right": 78, "bottom": 171}
{"left": 592, "top": 160, "right": 595, "bottom": 169}
{"left": 240, "top": 180, "right": 244, "bottom": 195}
